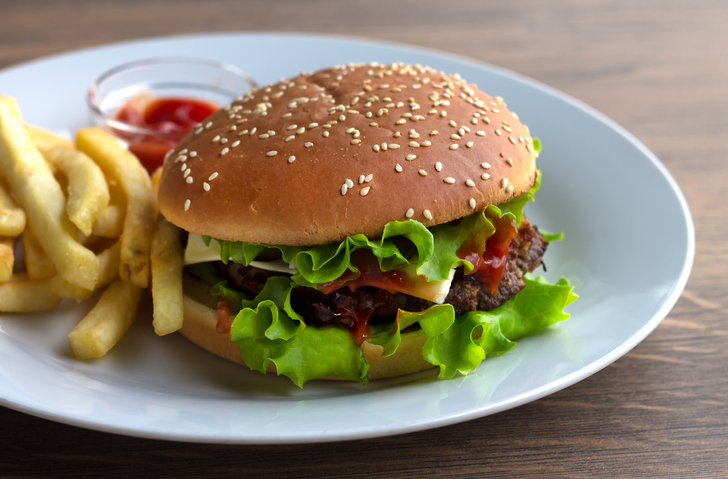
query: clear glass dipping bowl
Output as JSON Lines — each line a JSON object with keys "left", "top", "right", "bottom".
{"left": 87, "top": 57, "right": 257, "bottom": 172}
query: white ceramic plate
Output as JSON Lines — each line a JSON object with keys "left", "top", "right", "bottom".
{"left": 0, "top": 33, "right": 694, "bottom": 444}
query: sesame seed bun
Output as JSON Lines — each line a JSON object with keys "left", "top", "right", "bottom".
{"left": 180, "top": 274, "right": 434, "bottom": 380}
{"left": 157, "top": 62, "right": 538, "bottom": 246}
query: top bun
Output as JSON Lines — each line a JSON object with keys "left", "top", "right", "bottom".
{"left": 157, "top": 63, "right": 538, "bottom": 246}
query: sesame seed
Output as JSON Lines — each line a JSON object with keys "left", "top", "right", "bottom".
{"left": 508, "top": 136, "right": 517, "bottom": 144}
{"left": 506, "top": 185, "right": 514, "bottom": 193}
{"left": 221, "top": 147, "right": 229, "bottom": 156}
{"left": 346, "top": 128, "right": 355, "bottom": 134}
{"left": 323, "top": 131, "right": 330, "bottom": 137}
{"left": 203, "top": 182, "right": 210, "bottom": 191}
{"left": 287, "top": 124, "right": 298, "bottom": 130}
{"left": 430, "top": 130, "right": 439, "bottom": 136}
{"left": 444, "top": 177, "right": 456, "bottom": 184}
{"left": 373, "top": 144, "right": 381, "bottom": 152}
{"left": 471, "top": 118, "right": 478, "bottom": 125}
{"left": 205, "top": 121, "right": 212, "bottom": 128}
{"left": 495, "top": 128, "right": 502, "bottom": 136}
{"left": 382, "top": 143, "right": 388, "bottom": 151}
{"left": 396, "top": 119, "right": 406, "bottom": 125}
{"left": 369, "top": 122, "right": 378, "bottom": 127}
{"left": 186, "top": 177, "right": 193, "bottom": 184}
{"left": 388, "top": 143, "right": 400, "bottom": 149}
{"left": 297, "top": 127, "right": 306, "bottom": 134}
{"left": 502, "top": 125, "right": 512, "bottom": 133}
{"left": 482, "top": 117, "right": 491, "bottom": 125}
{"left": 526, "top": 144, "right": 534, "bottom": 153}
{"left": 469, "top": 198, "right": 476, "bottom": 208}
{"left": 458, "top": 128, "right": 465, "bottom": 136}
{"left": 282, "top": 112, "right": 292, "bottom": 118}
{"left": 481, "top": 162, "right": 491, "bottom": 169}
{"left": 212, "top": 135, "right": 221, "bottom": 142}
{"left": 506, "top": 158, "right": 514, "bottom": 166}
{"left": 339, "top": 115, "right": 346, "bottom": 121}
{"left": 308, "top": 123, "right": 319, "bottom": 128}
{"left": 351, "top": 139, "right": 361, "bottom": 145}
{"left": 184, "top": 199, "right": 191, "bottom": 211}
{"left": 449, "top": 144, "right": 459, "bottom": 150}
{"left": 392, "top": 132, "right": 401, "bottom": 138}
{"left": 406, "top": 208, "right": 414, "bottom": 218}
{"left": 360, "top": 186, "right": 371, "bottom": 196}
{"left": 238, "top": 130, "right": 249, "bottom": 136}
{"left": 409, "top": 141, "right": 420, "bottom": 148}
{"left": 451, "top": 134, "right": 462, "bottom": 140}
{"left": 190, "top": 151, "right": 197, "bottom": 157}
{"left": 259, "top": 133, "right": 270, "bottom": 139}
{"left": 440, "top": 111, "right": 447, "bottom": 117}
{"left": 448, "top": 120, "right": 457, "bottom": 128}
{"left": 359, "top": 175, "right": 365, "bottom": 184}
{"left": 409, "top": 131, "right": 420, "bottom": 139}
{"left": 466, "top": 179, "right": 475, "bottom": 187}
{"left": 231, "top": 140, "right": 240, "bottom": 147}
{"left": 435, "top": 162, "right": 442, "bottom": 172}
{"left": 341, "top": 184, "right": 348, "bottom": 196}
{"left": 501, "top": 178, "right": 509, "bottom": 188}
{"left": 250, "top": 127, "right": 257, "bottom": 135}
{"left": 345, "top": 179, "right": 354, "bottom": 188}
{"left": 208, "top": 172, "right": 218, "bottom": 181}
{"left": 395, "top": 164, "right": 403, "bottom": 172}
{"left": 304, "top": 142, "right": 313, "bottom": 148}
{"left": 266, "top": 150, "right": 277, "bottom": 157}
{"left": 466, "top": 141, "right": 474, "bottom": 148}
{"left": 365, "top": 174, "right": 373, "bottom": 182}
{"left": 476, "top": 131, "right": 486, "bottom": 137}
{"left": 481, "top": 173, "right": 491, "bottom": 180}
{"left": 423, "top": 210, "right": 433, "bottom": 220}
{"left": 418, "top": 169, "right": 427, "bottom": 176}
{"left": 288, "top": 156, "right": 296, "bottom": 163}
{"left": 492, "top": 108, "right": 500, "bottom": 113}
{"left": 422, "top": 140, "right": 432, "bottom": 147}
{"left": 406, "top": 154, "right": 417, "bottom": 161}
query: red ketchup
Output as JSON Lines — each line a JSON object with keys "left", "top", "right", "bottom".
{"left": 215, "top": 301, "right": 234, "bottom": 334}
{"left": 457, "top": 213, "right": 518, "bottom": 294}
{"left": 113, "top": 94, "right": 218, "bottom": 173}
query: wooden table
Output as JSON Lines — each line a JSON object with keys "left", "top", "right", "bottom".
{"left": 1, "top": 1, "right": 726, "bottom": 476}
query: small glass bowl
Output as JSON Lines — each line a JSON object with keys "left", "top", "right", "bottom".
{"left": 87, "top": 57, "right": 257, "bottom": 172}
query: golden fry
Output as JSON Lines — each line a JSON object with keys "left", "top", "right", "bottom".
{"left": 23, "top": 225, "right": 56, "bottom": 280}
{"left": 0, "top": 181, "right": 26, "bottom": 237}
{"left": 68, "top": 278, "right": 141, "bottom": 360}
{"left": 42, "top": 145, "right": 110, "bottom": 236}
{"left": 0, "top": 274, "right": 61, "bottom": 313}
{"left": 51, "top": 240, "right": 122, "bottom": 300}
{"left": 76, "top": 128, "right": 155, "bottom": 288}
{"left": 26, "top": 124, "right": 74, "bottom": 154}
{"left": 151, "top": 216, "right": 184, "bottom": 335}
{"left": 0, "top": 237, "right": 15, "bottom": 282}
{"left": 91, "top": 182, "right": 126, "bottom": 238}
{"left": 0, "top": 96, "right": 99, "bottom": 290}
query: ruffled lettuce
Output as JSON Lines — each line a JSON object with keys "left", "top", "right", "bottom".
{"left": 221, "top": 273, "right": 576, "bottom": 386}
{"left": 205, "top": 172, "right": 543, "bottom": 288}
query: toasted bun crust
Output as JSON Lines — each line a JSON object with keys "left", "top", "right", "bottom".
{"left": 158, "top": 62, "right": 538, "bottom": 246}
{"left": 180, "top": 275, "right": 435, "bottom": 380}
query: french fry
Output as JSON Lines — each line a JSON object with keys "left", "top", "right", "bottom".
{"left": 0, "top": 274, "right": 61, "bottom": 312}
{"left": 26, "top": 124, "right": 74, "bottom": 154}
{"left": 22, "top": 225, "right": 57, "bottom": 280}
{"left": 76, "top": 128, "right": 155, "bottom": 288}
{"left": 42, "top": 145, "right": 110, "bottom": 236}
{"left": 68, "top": 278, "right": 141, "bottom": 360}
{"left": 151, "top": 216, "right": 184, "bottom": 335}
{"left": 91, "top": 182, "right": 126, "bottom": 238}
{"left": 51, "top": 240, "right": 121, "bottom": 300}
{"left": 0, "top": 237, "right": 15, "bottom": 282}
{"left": 0, "top": 96, "right": 99, "bottom": 290}
{"left": 0, "top": 181, "right": 26, "bottom": 237}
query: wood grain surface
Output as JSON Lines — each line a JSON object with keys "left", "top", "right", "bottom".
{"left": 1, "top": 0, "right": 726, "bottom": 477}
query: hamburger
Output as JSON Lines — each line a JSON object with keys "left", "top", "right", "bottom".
{"left": 156, "top": 62, "right": 576, "bottom": 386}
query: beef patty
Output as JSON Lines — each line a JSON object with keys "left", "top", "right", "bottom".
{"left": 213, "top": 218, "right": 547, "bottom": 330}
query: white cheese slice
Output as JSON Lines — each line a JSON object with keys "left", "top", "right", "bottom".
{"left": 183, "top": 233, "right": 297, "bottom": 274}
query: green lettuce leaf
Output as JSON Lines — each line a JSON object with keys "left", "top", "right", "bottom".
{"left": 229, "top": 276, "right": 368, "bottom": 386}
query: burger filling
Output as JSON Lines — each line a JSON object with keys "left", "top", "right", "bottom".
{"left": 183, "top": 173, "right": 577, "bottom": 386}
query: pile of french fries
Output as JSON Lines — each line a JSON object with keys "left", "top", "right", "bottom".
{"left": 0, "top": 95, "right": 184, "bottom": 360}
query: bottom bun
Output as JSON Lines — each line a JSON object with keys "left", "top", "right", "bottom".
{"left": 179, "top": 274, "right": 437, "bottom": 381}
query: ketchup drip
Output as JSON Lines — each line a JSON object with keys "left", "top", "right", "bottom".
{"left": 318, "top": 250, "right": 414, "bottom": 296}
{"left": 215, "top": 300, "right": 234, "bottom": 334}
{"left": 324, "top": 288, "right": 394, "bottom": 346}
{"left": 457, "top": 213, "right": 518, "bottom": 294}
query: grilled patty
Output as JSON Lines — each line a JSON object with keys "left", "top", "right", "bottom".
{"left": 213, "top": 218, "right": 547, "bottom": 328}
